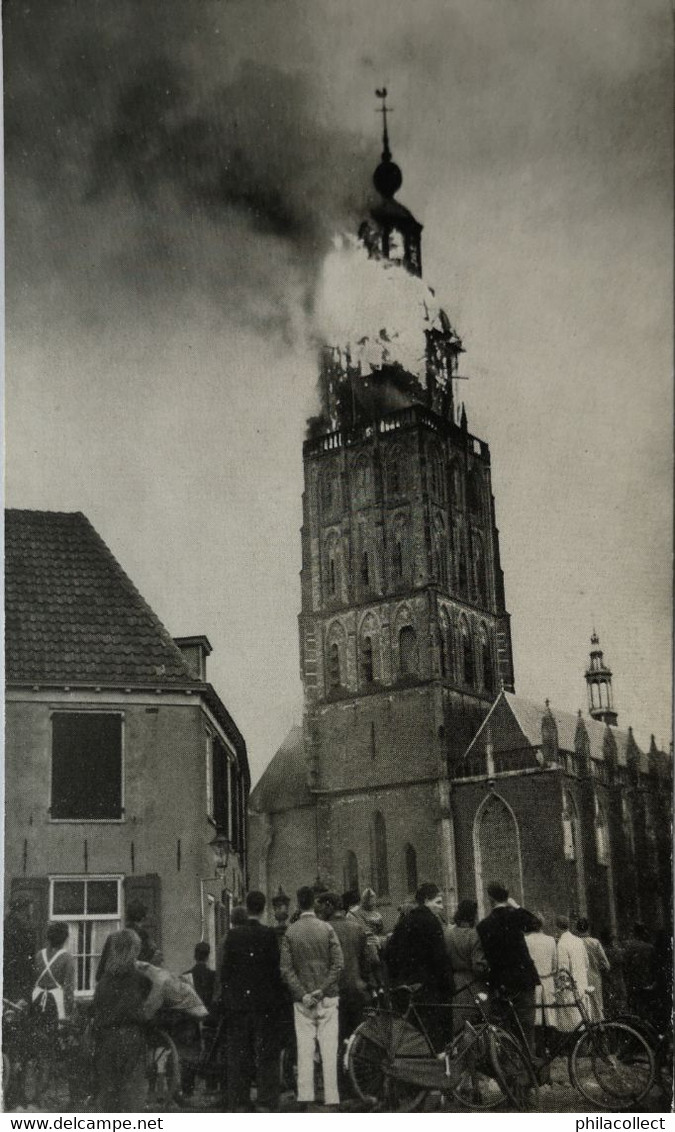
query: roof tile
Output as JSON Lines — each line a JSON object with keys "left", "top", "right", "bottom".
{"left": 5, "top": 509, "right": 196, "bottom": 686}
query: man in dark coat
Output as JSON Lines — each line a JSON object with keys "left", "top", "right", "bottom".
{"left": 385, "top": 882, "right": 453, "bottom": 1049}
{"left": 220, "top": 890, "right": 287, "bottom": 1112}
{"left": 476, "top": 882, "right": 540, "bottom": 1052}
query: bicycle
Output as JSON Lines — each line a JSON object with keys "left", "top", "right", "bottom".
{"left": 612, "top": 1012, "right": 673, "bottom": 1106}
{"left": 2, "top": 999, "right": 92, "bottom": 1111}
{"left": 345, "top": 982, "right": 538, "bottom": 1112}
{"left": 82, "top": 1016, "right": 182, "bottom": 1110}
{"left": 497, "top": 971, "right": 656, "bottom": 1111}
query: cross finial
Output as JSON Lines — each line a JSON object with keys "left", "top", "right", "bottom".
{"left": 375, "top": 87, "right": 392, "bottom": 162}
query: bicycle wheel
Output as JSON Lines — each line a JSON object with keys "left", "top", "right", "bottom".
{"left": 146, "top": 1028, "right": 181, "bottom": 1107}
{"left": 346, "top": 1018, "right": 427, "bottom": 1112}
{"left": 570, "top": 1022, "right": 654, "bottom": 1110}
{"left": 445, "top": 1027, "right": 507, "bottom": 1110}
{"left": 489, "top": 1028, "right": 539, "bottom": 1111}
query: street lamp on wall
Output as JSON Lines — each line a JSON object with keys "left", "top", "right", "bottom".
{"left": 209, "top": 831, "right": 231, "bottom": 878}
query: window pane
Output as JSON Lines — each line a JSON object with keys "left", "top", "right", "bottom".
{"left": 53, "top": 881, "right": 85, "bottom": 915}
{"left": 86, "top": 880, "right": 118, "bottom": 915}
{"left": 52, "top": 714, "right": 122, "bottom": 819}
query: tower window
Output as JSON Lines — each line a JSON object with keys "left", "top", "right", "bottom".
{"left": 399, "top": 625, "right": 418, "bottom": 676}
{"left": 467, "top": 470, "right": 483, "bottom": 514}
{"left": 439, "top": 630, "right": 447, "bottom": 678}
{"left": 480, "top": 626, "right": 493, "bottom": 694}
{"left": 461, "top": 622, "right": 474, "bottom": 687}
{"left": 328, "top": 642, "right": 342, "bottom": 690}
{"left": 473, "top": 535, "right": 487, "bottom": 605}
{"left": 393, "top": 539, "right": 404, "bottom": 581}
{"left": 329, "top": 556, "right": 336, "bottom": 596}
{"left": 320, "top": 475, "right": 333, "bottom": 512}
{"left": 361, "top": 550, "right": 370, "bottom": 589}
{"left": 360, "top": 635, "right": 375, "bottom": 685}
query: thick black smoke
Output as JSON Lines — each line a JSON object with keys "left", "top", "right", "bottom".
{"left": 4, "top": 0, "right": 375, "bottom": 337}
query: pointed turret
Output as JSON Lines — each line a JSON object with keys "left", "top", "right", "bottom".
{"left": 585, "top": 631, "right": 618, "bottom": 727}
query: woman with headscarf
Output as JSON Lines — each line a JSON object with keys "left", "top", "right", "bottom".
{"left": 444, "top": 899, "right": 488, "bottom": 1036}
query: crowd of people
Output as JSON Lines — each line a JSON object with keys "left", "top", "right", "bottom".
{"left": 2, "top": 882, "right": 672, "bottom": 1113}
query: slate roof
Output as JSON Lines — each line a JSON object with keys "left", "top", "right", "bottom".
{"left": 465, "top": 689, "right": 650, "bottom": 773}
{"left": 5, "top": 509, "right": 198, "bottom": 686}
{"left": 249, "top": 725, "right": 312, "bottom": 813}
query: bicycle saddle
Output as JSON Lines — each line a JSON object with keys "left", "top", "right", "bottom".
{"left": 392, "top": 982, "right": 423, "bottom": 996}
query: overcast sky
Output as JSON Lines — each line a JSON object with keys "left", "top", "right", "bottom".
{"left": 5, "top": 0, "right": 672, "bottom": 782}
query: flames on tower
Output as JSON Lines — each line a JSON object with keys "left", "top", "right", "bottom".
{"left": 310, "top": 90, "right": 465, "bottom": 436}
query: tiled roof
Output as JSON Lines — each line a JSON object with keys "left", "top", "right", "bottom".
{"left": 249, "top": 725, "right": 312, "bottom": 813}
{"left": 466, "top": 689, "right": 649, "bottom": 773}
{"left": 5, "top": 509, "right": 197, "bottom": 686}
{"left": 503, "top": 691, "right": 644, "bottom": 768}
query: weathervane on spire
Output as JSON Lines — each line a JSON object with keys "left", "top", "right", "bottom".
{"left": 375, "top": 87, "right": 392, "bottom": 162}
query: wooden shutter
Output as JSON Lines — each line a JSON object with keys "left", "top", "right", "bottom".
{"left": 10, "top": 876, "right": 50, "bottom": 951}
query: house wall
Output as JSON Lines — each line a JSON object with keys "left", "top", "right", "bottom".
{"left": 5, "top": 691, "right": 246, "bottom": 978}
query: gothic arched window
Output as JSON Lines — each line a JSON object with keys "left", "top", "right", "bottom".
{"left": 473, "top": 533, "right": 487, "bottom": 605}
{"left": 320, "top": 473, "right": 333, "bottom": 513}
{"left": 324, "top": 532, "right": 340, "bottom": 601}
{"left": 429, "top": 449, "right": 445, "bottom": 501}
{"left": 399, "top": 625, "right": 418, "bottom": 676}
{"left": 392, "top": 516, "right": 409, "bottom": 586}
{"left": 434, "top": 514, "right": 449, "bottom": 589}
{"left": 328, "top": 641, "right": 341, "bottom": 690}
{"left": 354, "top": 456, "right": 373, "bottom": 504}
{"left": 372, "top": 811, "right": 389, "bottom": 896}
{"left": 360, "top": 635, "right": 375, "bottom": 685}
{"left": 388, "top": 449, "right": 405, "bottom": 496}
{"left": 467, "top": 469, "right": 483, "bottom": 514}
{"left": 479, "top": 624, "right": 493, "bottom": 694}
{"left": 621, "top": 794, "right": 635, "bottom": 860}
{"left": 361, "top": 550, "right": 370, "bottom": 589}
{"left": 594, "top": 795, "right": 610, "bottom": 866}
{"left": 450, "top": 463, "right": 462, "bottom": 507}
{"left": 404, "top": 843, "right": 418, "bottom": 895}
{"left": 438, "top": 627, "right": 447, "bottom": 678}
{"left": 460, "top": 619, "right": 474, "bottom": 687}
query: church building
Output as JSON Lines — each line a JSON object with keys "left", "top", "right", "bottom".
{"left": 248, "top": 103, "right": 671, "bottom": 936}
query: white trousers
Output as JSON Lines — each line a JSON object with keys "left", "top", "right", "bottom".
{"left": 293, "top": 997, "right": 340, "bottom": 1106}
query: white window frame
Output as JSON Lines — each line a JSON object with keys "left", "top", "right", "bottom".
{"left": 49, "top": 874, "right": 123, "bottom": 998}
{"left": 49, "top": 709, "right": 125, "bottom": 824}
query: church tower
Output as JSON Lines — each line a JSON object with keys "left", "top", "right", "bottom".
{"left": 585, "top": 631, "right": 618, "bottom": 726}
{"left": 297, "top": 94, "right": 514, "bottom": 908}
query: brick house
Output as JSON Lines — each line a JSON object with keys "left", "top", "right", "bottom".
{"left": 248, "top": 123, "right": 671, "bottom": 936}
{"left": 5, "top": 509, "right": 249, "bottom": 996}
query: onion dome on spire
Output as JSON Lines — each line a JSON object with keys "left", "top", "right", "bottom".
{"left": 373, "top": 87, "right": 403, "bottom": 198}
{"left": 361, "top": 88, "right": 423, "bottom": 277}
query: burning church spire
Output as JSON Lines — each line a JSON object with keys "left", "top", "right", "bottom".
{"left": 312, "top": 90, "right": 465, "bottom": 433}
